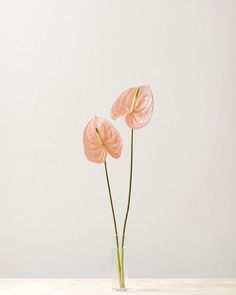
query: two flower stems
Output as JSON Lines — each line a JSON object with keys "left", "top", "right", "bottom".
{"left": 104, "top": 161, "right": 123, "bottom": 288}
{"left": 104, "top": 129, "right": 134, "bottom": 289}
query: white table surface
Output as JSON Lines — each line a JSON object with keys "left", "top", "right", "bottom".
{"left": 0, "top": 279, "right": 236, "bottom": 295}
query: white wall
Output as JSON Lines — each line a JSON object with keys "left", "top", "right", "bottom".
{"left": 0, "top": 0, "right": 236, "bottom": 277}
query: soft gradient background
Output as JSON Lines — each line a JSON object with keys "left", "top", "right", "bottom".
{"left": 0, "top": 0, "right": 236, "bottom": 277}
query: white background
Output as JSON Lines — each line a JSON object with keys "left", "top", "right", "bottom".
{"left": 0, "top": 0, "right": 236, "bottom": 277}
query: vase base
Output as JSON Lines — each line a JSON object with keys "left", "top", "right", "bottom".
{"left": 112, "top": 287, "right": 127, "bottom": 292}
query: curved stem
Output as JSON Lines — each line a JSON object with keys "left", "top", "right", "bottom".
{"left": 121, "top": 129, "right": 134, "bottom": 248}
{"left": 120, "top": 129, "right": 134, "bottom": 285}
{"left": 104, "top": 161, "right": 124, "bottom": 288}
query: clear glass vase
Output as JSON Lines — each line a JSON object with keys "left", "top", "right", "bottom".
{"left": 112, "top": 234, "right": 128, "bottom": 291}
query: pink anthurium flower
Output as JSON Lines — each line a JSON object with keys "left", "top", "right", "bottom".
{"left": 83, "top": 116, "right": 122, "bottom": 164}
{"left": 111, "top": 85, "right": 154, "bottom": 129}
{"left": 83, "top": 116, "right": 123, "bottom": 286}
{"left": 110, "top": 85, "right": 154, "bottom": 289}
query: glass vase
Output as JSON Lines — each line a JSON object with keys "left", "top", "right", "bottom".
{"left": 112, "top": 234, "right": 128, "bottom": 291}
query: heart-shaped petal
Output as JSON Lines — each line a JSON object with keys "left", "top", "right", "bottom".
{"left": 111, "top": 85, "right": 154, "bottom": 129}
{"left": 83, "top": 117, "right": 122, "bottom": 163}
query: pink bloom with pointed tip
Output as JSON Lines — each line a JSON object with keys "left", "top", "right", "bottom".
{"left": 83, "top": 116, "right": 122, "bottom": 163}
{"left": 111, "top": 85, "right": 154, "bottom": 129}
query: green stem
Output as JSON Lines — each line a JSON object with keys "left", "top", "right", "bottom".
{"left": 121, "top": 129, "right": 134, "bottom": 285}
{"left": 104, "top": 161, "right": 124, "bottom": 288}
